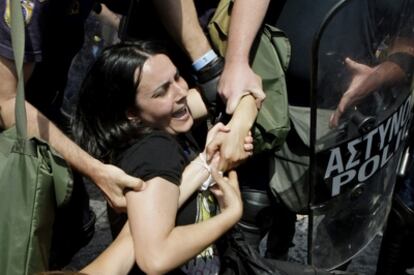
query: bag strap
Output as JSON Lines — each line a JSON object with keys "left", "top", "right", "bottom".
{"left": 10, "top": 0, "right": 28, "bottom": 140}
{"left": 9, "top": 1, "right": 73, "bottom": 206}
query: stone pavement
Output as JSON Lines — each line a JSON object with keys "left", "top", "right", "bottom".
{"left": 66, "top": 181, "right": 112, "bottom": 271}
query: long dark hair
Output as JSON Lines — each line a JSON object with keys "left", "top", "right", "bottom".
{"left": 72, "top": 41, "right": 166, "bottom": 161}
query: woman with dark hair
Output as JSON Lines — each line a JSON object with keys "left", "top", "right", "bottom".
{"left": 72, "top": 41, "right": 256, "bottom": 274}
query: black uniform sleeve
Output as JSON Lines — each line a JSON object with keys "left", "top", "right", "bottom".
{"left": 117, "top": 132, "right": 186, "bottom": 186}
{"left": 375, "top": 0, "right": 414, "bottom": 38}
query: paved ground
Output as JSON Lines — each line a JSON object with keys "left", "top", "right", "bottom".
{"left": 65, "top": 182, "right": 113, "bottom": 271}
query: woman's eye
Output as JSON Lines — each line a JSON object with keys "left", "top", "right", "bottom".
{"left": 153, "top": 88, "right": 168, "bottom": 98}
{"left": 152, "top": 83, "right": 170, "bottom": 97}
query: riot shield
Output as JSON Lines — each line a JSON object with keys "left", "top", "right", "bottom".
{"left": 307, "top": 0, "right": 414, "bottom": 269}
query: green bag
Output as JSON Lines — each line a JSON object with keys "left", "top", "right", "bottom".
{"left": 208, "top": 0, "right": 291, "bottom": 152}
{"left": 0, "top": 1, "right": 73, "bottom": 274}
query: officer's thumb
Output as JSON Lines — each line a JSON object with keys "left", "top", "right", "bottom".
{"left": 248, "top": 87, "right": 266, "bottom": 109}
{"left": 125, "top": 176, "right": 146, "bottom": 192}
{"left": 225, "top": 98, "right": 238, "bottom": 114}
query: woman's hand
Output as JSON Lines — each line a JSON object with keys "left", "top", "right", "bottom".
{"left": 243, "top": 131, "right": 254, "bottom": 153}
{"left": 207, "top": 125, "right": 254, "bottom": 152}
{"left": 206, "top": 94, "right": 257, "bottom": 171}
{"left": 206, "top": 128, "right": 254, "bottom": 171}
{"left": 205, "top": 123, "right": 254, "bottom": 171}
{"left": 205, "top": 122, "right": 230, "bottom": 148}
{"left": 209, "top": 169, "right": 243, "bottom": 222}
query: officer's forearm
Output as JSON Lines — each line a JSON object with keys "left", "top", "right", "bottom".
{"left": 1, "top": 97, "right": 104, "bottom": 185}
{"left": 225, "top": 0, "right": 270, "bottom": 65}
{"left": 187, "top": 88, "right": 208, "bottom": 120}
{"left": 153, "top": 0, "right": 211, "bottom": 61}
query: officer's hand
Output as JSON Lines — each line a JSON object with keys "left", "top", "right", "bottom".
{"left": 330, "top": 57, "right": 376, "bottom": 128}
{"left": 95, "top": 163, "right": 146, "bottom": 212}
{"left": 218, "top": 61, "right": 265, "bottom": 114}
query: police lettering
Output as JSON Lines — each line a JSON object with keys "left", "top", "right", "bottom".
{"left": 324, "top": 96, "right": 412, "bottom": 196}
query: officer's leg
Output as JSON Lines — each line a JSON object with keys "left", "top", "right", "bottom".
{"left": 238, "top": 189, "right": 297, "bottom": 259}
{"left": 237, "top": 152, "right": 296, "bottom": 259}
{"left": 376, "top": 195, "right": 414, "bottom": 275}
{"left": 265, "top": 201, "right": 296, "bottom": 259}
{"left": 238, "top": 189, "right": 272, "bottom": 247}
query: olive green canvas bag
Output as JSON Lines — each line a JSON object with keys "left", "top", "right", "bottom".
{"left": 0, "top": 1, "right": 73, "bottom": 274}
{"left": 208, "top": 0, "right": 291, "bottom": 153}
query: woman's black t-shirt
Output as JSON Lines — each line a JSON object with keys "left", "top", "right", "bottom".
{"left": 117, "top": 131, "right": 186, "bottom": 188}
{"left": 111, "top": 131, "right": 220, "bottom": 274}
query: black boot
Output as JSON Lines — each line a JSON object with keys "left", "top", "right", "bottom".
{"left": 376, "top": 196, "right": 414, "bottom": 275}
{"left": 237, "top": 189, "right": 296, "bottom": 260}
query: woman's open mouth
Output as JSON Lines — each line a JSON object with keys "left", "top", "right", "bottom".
{"left": 172, "top": 105, "right": 190, "bottom": 120}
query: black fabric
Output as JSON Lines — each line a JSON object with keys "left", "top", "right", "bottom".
{"left": 219, "top": 227, "right": 332, "bottom": 275}
{"left": 112, "top": 132, "right": 200, "bottom": 229}
{"left": 387, "top": 52, "right": 414, "bottom": 80}
{"left": 376, "top": 136, "right": 414, "bottom": 275}
{"left": 118, "top": 0, "right": 166, "bottom": 42}
{"left": 25, "top": 0, "right": 94, "bottom": 125}
{"left": 119, "top": 0, "right": 218, "bottom": 41}
{"left": 376, "top": 196, "right": 414, "bottom": 275}
{"left": 266, "top": 0, "right": 414, "bottom": 107}
{"left": 110, "top": 131, "right": 203, "bottom": 275}
{"left": 118, "top": 0, "right": 216, "bottom": 89}
{"left": 115, "top": 131, "right": 186, "bottom": 186}
{"left": 228, "top": 150, "right": 297, "bottom": 260}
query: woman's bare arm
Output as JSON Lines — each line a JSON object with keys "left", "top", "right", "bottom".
{"left": 126, "top": 176, "right": 241, "bottom": 274}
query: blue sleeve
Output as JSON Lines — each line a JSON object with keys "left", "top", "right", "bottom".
{"left": 0, "top": 0, "right": 45, "bottom": 62}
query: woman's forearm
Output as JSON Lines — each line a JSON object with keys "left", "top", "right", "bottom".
{"left": 178, "top": 154, "right": 210, "bottom": 207}
{"left": 228, "top": 94, "right": 258, "bottom": 134}
{"left": 81, "top": 166, "right": 210, "bottom": 275}
{"left": 126, "top": 178, "right": 240, "bottom": 275}
{"left": 136, "top": 209, "right": 238, "bottom": 274}
{"left": 81, "top": 224, "right": 134, "bottom": 275}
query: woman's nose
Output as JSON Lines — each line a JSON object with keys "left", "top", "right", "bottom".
{"left": 173, "top": 81, "right": 188, "bottom": 101}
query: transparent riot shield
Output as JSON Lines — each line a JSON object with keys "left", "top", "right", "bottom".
{"left": 307, "top": 0, "right": 414, "bottom": 269}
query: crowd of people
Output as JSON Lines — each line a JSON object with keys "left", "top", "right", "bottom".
{"left": 1, "top": 0, "right": 414, "bottom": 274}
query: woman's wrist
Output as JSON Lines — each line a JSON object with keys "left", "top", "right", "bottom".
{"left": 219, "top": 204, "right": 243, "bottom": 225}
{"left": 192, "top": 152, "right": 216, "bottom": 190}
